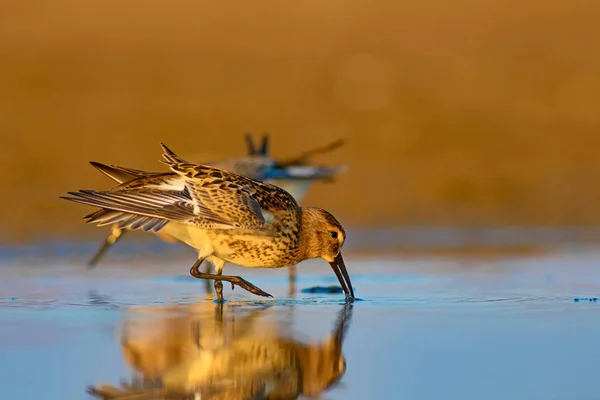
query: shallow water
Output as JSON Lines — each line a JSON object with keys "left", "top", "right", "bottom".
{"left": 1, "top": 248, "right": 600, "bottom": 399}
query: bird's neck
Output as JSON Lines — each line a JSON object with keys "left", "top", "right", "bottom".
{"left": 295, "top": 207, "right": 325, "bottom": 262}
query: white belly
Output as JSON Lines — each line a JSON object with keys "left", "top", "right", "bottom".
{"left": 162, "top": 222, "right": 214, "bottom": 257}
{"left": 162, "top": 223, "right": 293, "bottom": 269}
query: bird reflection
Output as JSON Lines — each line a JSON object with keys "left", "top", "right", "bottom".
{"left": 88, "top": 302, "right": 353, "bottom": 399}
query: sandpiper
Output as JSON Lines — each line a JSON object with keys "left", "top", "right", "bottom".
{"left": 87, "top": 133, "right": 347, "bottom": 269}
{"left": 235, "top": 133, "right": 348, "bottom": 293}
{"left": 61, "top": 143, "right": 354, "bottom": 302}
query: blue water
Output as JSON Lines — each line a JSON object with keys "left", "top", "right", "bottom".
{"left": 1, "top": 248, "right": 600, "bottom": 399}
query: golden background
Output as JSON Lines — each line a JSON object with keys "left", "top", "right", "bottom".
{"left": 2, "top": 0, "right": 599, "bottom": 243}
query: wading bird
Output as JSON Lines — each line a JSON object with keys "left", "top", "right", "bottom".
{"left": 61, "top": 143, "right": 355, "bottom": 302}
{"left": 87, "top": 133, "right": 347, "bottom": 272}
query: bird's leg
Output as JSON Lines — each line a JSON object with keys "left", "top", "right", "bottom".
{"left": 288, "top": 265, "right": 297, "bottom": 296}
{"left": 214, "top": 280, "right": 224, "bottom": 303}
{"left": 212, "top": 257, "right": 225, "bottom": 303}
{"left": 191, "top": 257, "right": 221, "bottom": 303}
{"left": 190, "top": 257, "right": 272, "bottom": 299}
{"left": 189, "top": 256, "right": 214, "bottom": 295}
{"left": 88, "top": 225, "right": 125, "bottom": 267}
{"left": 189, "top": 272, "right": 272, "bottom": 298}
{"left": 202, "top": 261, "right": 213, "bottom": 294}
{"left": 190, "top": 257, "right": 206, "bottom": 277}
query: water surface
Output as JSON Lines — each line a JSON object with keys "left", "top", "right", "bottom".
{"left": 1, "top": 249, "right": 599, "bottom": 399}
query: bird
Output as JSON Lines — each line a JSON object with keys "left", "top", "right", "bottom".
{"left": 60, "top": 143, "right": 355, "bottom": 302}
{"left": 86, "top": 133, "right": 347, "bottom": 278}
{"left": 87, "top": 301, "right": 353, "bottom": 399}
{"left": 233, "top": 133, "right": 348, "bottom": 294}
{"left": 244, "top": 132, "right": 347, "bottom": 202}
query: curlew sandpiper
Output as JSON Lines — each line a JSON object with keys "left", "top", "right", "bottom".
{"left": 87, "top": 133, "right": 347, "bottom": 270}
{"left": 61, "top": 143, "right": 355, "bottom": 302}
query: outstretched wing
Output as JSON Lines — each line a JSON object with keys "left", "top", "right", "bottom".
{"left": 63, "top": 183, "right": 210, "bottom": 232}
{"left": 208, "top": 156, "right": 275, "bottom": 181}
{"left": 63, "top": 182, "right": 265, "bottom": 231}
{"left": 244, "top": 132, "right": 270, "bottom": 156}
{"left": 159, "top": 143, "right": 299, "bottom": 217}
{"left": 61, "top": 143, "right": 300, "bottom": 233}
{"left": 90, "top": 161, "right": 169, "bottom": 184}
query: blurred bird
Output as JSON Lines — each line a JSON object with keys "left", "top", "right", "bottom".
{"left": 244, "top": 133, "right": 346, "bottom": 202}
{"left": 61, "top": 143, "right": 355, "bottom": 301}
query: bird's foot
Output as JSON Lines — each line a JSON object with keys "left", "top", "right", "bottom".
{"left": 214, "top": 280, "right": 224, "bottom": 302}
{"left": 229, "top": 276, "right": 273, "bottom": 298}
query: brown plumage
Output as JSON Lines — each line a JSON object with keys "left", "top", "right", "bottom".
{"left": 61, "top": 143, "right": 354, "bottom": 301}
{"left": 86, "top": 133, "right": 347, "bottom": 272}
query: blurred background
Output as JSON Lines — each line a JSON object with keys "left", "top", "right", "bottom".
{"left": 3, "top": 0, "right": 600, "bottom": 249}
{"left": 4, "top": 5, "right": 600, "bottom": 399}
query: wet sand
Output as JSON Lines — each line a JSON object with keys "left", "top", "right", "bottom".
{"left": 1, "top": 248, "right": 600, "bottom": 399}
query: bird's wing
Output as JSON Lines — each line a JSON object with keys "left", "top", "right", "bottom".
{"left": 244, "top": 132, "right": 270, "bottom": 156}
{"left": 159, "top": 143, "right": 300, "bottom": 217}
{"left": 62, "top": 144, "right": 300, "bottom": 233}
{"left": 208, "top": 156, "right": 275, "bottom": 181}
{"left": 90, "top": 162, "right": 169, "bottom": 184}
{"left": 62, "top": 183, "right": 207, "bottom": 232}
{"left": 62, "top": 183, "right": 265, "bottom": 231}
{"left": 275, "top": 138, "right": 346, "bottom": 166}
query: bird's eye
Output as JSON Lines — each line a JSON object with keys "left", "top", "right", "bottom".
{"left": 329, "top": 231, "right": 338, "bottom": 239}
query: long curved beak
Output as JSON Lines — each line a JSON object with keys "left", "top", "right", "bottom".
{"left": 329, "top": 252, "right": 354, "bottom": 298}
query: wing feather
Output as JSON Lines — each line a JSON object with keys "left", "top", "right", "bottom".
{"left": 61, "top": 143, "right": 301, "bottom": 234}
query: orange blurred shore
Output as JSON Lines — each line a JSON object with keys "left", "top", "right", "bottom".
{"left": 2, "top": 0, "right": 600, "bottom": 243}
